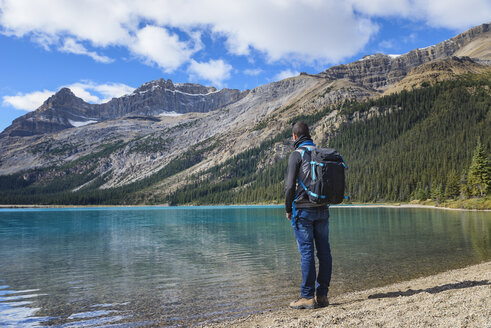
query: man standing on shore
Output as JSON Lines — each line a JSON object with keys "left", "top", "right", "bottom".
{"left": 285, "top": 122, "right": 332, "bottom": 309}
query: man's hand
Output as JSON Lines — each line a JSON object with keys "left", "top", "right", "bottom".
{"left": 286, "top": 212, "right": 292, "bottom": 220}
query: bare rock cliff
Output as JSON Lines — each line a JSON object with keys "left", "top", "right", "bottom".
{"left": 317, "top": 23, "right": 490, "bottom": 90}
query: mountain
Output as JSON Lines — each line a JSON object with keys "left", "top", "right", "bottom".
{"left": 1, "top": 79, "right": 248, "bottom": 137}
{"left": 316, "top": 23, "right": 490, "bottom": 91}
{"left": 0, "top": 23, "right": 489, "bottom": 205}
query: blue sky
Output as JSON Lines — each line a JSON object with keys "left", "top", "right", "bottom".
{"left": 0, "top": 0, "right": 490, "bottom": 132}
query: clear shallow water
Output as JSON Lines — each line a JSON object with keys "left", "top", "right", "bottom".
{"left": 0, "top": 206, "right": 490, "bottom": 327}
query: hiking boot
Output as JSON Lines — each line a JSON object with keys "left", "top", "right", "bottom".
{"left": 289, "top": 297, "right": 317, "bottom": 309}
{"left": 315, "top": 295, "right": 329, "bottom": 307}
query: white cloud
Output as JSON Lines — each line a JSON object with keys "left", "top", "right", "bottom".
{"left": 0, "top": 0, "right": 131, "bottom": 45}
{"left": 90, "top": 82, "right": 135, "bottom": 102}
{"left": 348, "top": 0, "right": 491, "bottom": 30}
{"left": 64, "top": 81, "right": 132, "bottom": 103}
{"left": 129, "top": 25, "right": 196, "bottom": 73}
{"left": 199, "top": 0, "right": 376, "bottom": 63}
{"left": 3, "top": 90, "right": 55, "bottom": 111}
{"left": 31, "top": 33, "right": 59, "bottom": 51}
{"left": 274, "top": 69, "right": 300, "bottom": 81}
{"left": 66, "top": 82, "right": 100, "bottom": 103}
{"left": 66, "top": 81, "right": 134, "bottom": 103}
{"left": 413, "top": 0, "right": 491, "bottom": 30}
{"left": 188, "top": 59, "right": 232, "bottom": 87}
{"left": 0, "top": 0, "right": 377, "bottom": 68}
{"left": 347, "top": 0, "right": 412, "bottom": 17}
{"left": 244, "top": 68, "right": 263, "bottom": 76}
{"left": 2, "top": 81, "right": 135, "bottom": 111}
{"left": 0, "top": 0, "right": 489, "bottom": 70}
{"left": 59, "top": 38, "right": 113, "bottom": 63}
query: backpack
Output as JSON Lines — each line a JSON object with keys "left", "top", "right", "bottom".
{"left": 297, "top": 146, "right": 346, "bottom": 204}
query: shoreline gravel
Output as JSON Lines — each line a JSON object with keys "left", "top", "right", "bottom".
{"left": 206, "top": 261, "right": 491, "bottom": 328}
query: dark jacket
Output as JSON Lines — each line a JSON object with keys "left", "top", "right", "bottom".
{"left": 285, "top": 136, "right": 327, "bottom": 213}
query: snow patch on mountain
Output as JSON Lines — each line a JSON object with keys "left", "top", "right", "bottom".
{"left": 158, "top": 111, "right": 183, "bottom": 117}
{"left": 68, "top": 119, "right": 98, "bottom": 127}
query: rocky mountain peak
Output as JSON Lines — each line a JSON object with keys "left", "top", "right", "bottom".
{"left": 38, "top": 87, "right": 85, "bottom": 112}
{"left": 174, "top": 83, "right": 218, "bottom": 95}
{"left": 457, "top": 22, "right": 490, "bottom": 43}
{"left": 133, "top": 78, "right": 218, "bottom": 95}
{"left": 0, "top": 86, "right": 97, "bottom": 137}
{"left": 55, "top": 87, "right": 75, "bottom": 97}
{"left": 133, "top": 78, "right": 174, "bottom": 94}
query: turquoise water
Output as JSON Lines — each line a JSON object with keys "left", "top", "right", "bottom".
{"left": 0, "top": 206, "right": 490, "bottom": 327}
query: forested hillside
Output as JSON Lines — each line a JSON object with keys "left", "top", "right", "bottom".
{"left": 166, "top": 73, "right": 490, "bottom": 205}
{"left": 331, "top": 74, "right": 490, "bottom": 202}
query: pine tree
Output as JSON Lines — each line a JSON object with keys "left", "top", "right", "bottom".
{"left": 430, "top": 183, "right": 443, "bottom": 203}
{"left": 460, "top": 169, "right": 470, "bottom": 199}
{"left": 411, "top": 182, "right": 427, "bottom": 201}
{"left": 444, "top": 170, "right": 460, "bottom": 199}
{"left": 467, "top": 139, "right": 491, "bottom": 197}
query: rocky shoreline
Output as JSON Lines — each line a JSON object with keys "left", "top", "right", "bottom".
{"left": 1, "top": 203, "right": 489, "bottom": 211}
{"left": 206, "top": 261, "right": 491, "bottom": 328}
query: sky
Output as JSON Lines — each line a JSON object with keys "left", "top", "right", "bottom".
{"left": 0, "top": 0, "right": 490, "bottom": 132}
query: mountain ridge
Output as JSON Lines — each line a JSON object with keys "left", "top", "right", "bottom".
{"left": 1, "top": 79, "right": 248, "bottom": 137}
{"left": 316, "top": 23, "right": 490, "bottom": 90}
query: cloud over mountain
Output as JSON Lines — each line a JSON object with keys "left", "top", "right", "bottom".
{"left": 2, "top": 81, "right": 135, "bottom": 111}
{"left": 0, "top": 0, "right": 489, "bottom": 85}
{"left": 188, "top": 59, "right": 232, "bottom": 88}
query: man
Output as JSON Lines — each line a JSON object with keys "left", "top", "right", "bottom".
{"left": 285, "top": 121, "right": 332, "bottom": 309}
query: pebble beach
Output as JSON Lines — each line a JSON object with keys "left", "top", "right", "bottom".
{"left": 207, "top": 261, "right": 491, "bottom": 328}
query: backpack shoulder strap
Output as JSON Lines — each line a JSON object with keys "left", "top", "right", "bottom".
{"left": 295, "top": 145, "right": 315, "bottom": 159}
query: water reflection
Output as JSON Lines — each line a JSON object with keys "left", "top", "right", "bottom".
{"left": 0, "top": 285, "right": 52, "bottom": 327}
{"left": 459, "top": 211, "right": 491, "bottom": 261}
{"left": 330, "top": 207, "right": 491, "bottom": 292}
{"left": 0, "top": 206, "right": 489, "bottom": 326}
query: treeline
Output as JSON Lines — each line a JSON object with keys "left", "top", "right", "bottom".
{"left": 411, "top": 139, "right": 490, "bottom": 202}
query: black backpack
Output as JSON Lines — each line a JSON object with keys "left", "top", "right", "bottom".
{"left": 297, "top": 146, "right": 346, "bottom": 204}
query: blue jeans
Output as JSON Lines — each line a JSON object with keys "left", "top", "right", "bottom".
{"left": 293, "top": 207, "right": 332, "bottom": 299}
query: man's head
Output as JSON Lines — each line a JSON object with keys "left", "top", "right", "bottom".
{"left": 292, "top": 121, "right": 310, "bottom": 141}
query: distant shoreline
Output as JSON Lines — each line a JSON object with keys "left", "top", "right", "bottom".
{"left": 333, "top": 203, "right": 491, "bottom": 212}
{"left": 0, "top": 203, "right": 489, "bottom": 211}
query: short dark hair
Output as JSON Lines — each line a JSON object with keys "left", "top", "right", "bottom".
{"left": 292, "top": 121, "right": 310, "bottom": 138}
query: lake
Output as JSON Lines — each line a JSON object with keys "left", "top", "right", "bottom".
{"left": 0, "top": 206, "right": 490, "bottom": 327}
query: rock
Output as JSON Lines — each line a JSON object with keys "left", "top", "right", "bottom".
{"left": 317, "top": 23, "right": 490, "bottom": 90}
{"left": 1, "top": 88, "right": 94, "bottom": 137}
